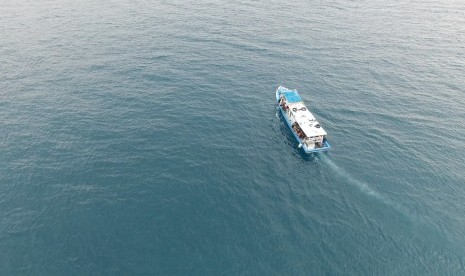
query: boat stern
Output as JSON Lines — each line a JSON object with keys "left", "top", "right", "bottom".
{"left": 302, "top": 139, "right": 331, "bottom": 154}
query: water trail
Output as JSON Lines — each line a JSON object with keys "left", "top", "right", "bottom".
{"left": 320, "top": 155, "right": 465, "bottom": 255}
{"left": 322, "top": 156, "right": 384, "bottom": 199}
{"left": 321, "top": 155, "right": 401, "bottom": 212}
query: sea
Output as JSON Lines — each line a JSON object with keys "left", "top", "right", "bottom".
{"left": 1, "top": 0, "right": 465, "bottom": 274}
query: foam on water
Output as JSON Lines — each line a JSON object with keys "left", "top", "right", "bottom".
{"left": 321, "top": 155, "right": 465, "bottom": 259}
{"left": 322, "top": 156, "right": 387, "bottom": 203}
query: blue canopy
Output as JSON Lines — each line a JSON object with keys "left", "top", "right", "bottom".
{"left": 283, "top": 91, "right": 302, "bottom": 103}
{"left": 278, "top": 87, "right": 302, "bottom": 103}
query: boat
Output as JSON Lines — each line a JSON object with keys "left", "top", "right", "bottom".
{"left": 276, "top": 86, "right": 331, "bottom": 153}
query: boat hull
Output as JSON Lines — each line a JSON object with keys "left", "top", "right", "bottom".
{"left": 276, "top": 88, "right": 331, "bottom": 154}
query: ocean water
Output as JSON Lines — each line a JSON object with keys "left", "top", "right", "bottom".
{"left": 1, "top": 0, "right": 465, "bottom": 274}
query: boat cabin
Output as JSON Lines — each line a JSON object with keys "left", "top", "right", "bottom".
{"left": 279, "top": 92, "right": 328, "bottom": 149}
{"left": 287, "top": 102, "right": 327, "bottom": 148}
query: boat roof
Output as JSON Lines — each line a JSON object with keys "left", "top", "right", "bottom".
{"left": 288, "top": 102, "right": 327, "bottom": 137}
{"left": 277, "top": 87, "right": 302, "bottom": 103}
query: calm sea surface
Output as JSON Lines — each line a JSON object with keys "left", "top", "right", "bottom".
{"left": 1, "top": 0, "right": 465, "bottom": 274}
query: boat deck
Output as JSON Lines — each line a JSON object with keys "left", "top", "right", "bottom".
{"left": 276, "top": 86, "right": 331, "bottom": 153}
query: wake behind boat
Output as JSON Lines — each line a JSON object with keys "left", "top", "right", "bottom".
{"left": 276, "top": 86, "right": 331, "bottom": 153}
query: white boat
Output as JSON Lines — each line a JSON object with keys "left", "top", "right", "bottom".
{"left": 276, "top": 86, "right": 331, "bottom": 153}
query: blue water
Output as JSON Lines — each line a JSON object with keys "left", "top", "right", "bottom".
{"left": 1, "top": 0, "right": 465, "bottom": 274}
